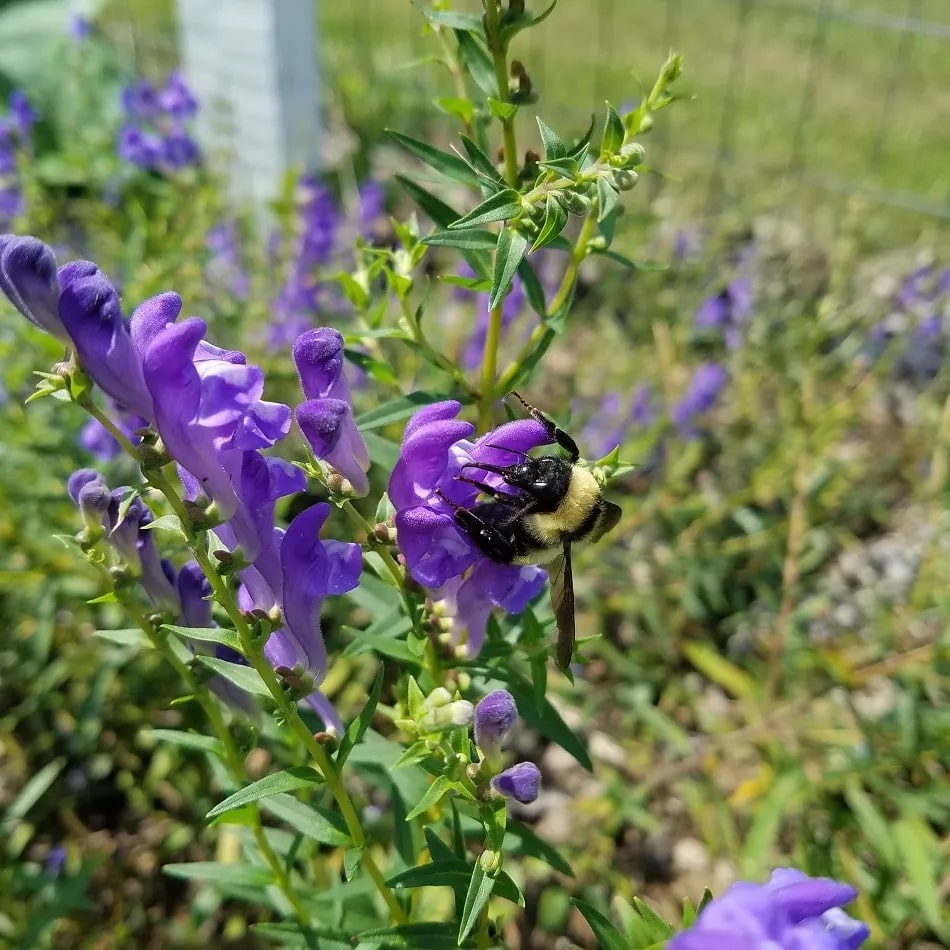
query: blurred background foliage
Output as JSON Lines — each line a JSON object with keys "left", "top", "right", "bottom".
{"left": 0, "top": 0, "right": 948, "bottom": 947}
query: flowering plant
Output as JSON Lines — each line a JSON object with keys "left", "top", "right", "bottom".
{"left": 0, "top": 2, "right": 885, "bottom": 947}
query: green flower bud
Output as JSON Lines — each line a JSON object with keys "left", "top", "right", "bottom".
{"left": 613, "top": 169, "right": 639, "bottom": 191}
{"left": 620, "top": 142, "right": 646, "bottom": 165}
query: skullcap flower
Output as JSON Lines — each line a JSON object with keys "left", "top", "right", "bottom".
{"left": 668, "top": 867, "right": 869, "bottom": 950}
{"left": 474, "top": 689, "right": 517, "bottom": 752}
{"left": 296, "top": 398, "right": 370, "bottom": 496}
{"left": 388, "top": 400, "right": 551, "bottom": 654}
{"left": 671, "top": 362, "right": 728, "bottom": 439}
{"left": 491, "top": 762, "right": 541, "bottom": 804}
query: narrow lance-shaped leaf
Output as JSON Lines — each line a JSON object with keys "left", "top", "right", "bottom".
{"left": 456, "top": 30, "right": 497, "bottom": 97}
{"left": 422, "top": 229, "right": 499, "bottom": 251}
{"left": 536, "top": 117, "right": 567, "bottom": 160}
{"left": 530, "top": 193, "right": 568, "bottom": 252}
{"left": 206, "top": 766, "right": 323, "bottom": 818}
{"left": 448, "top": 189, "right": 523, "bottom": 230}
{"left": 490, "top": 229, "right": 529, "bottom": 311}
{"left": 601, "top": 101, "right": 624, "bottom": 155}
{"left": 386, "top": 130, "right": 480, "bottom": 187}
{"left": 571, "top": 899, "right": 627, "bottom": 950}
{"left": 458, "top": 862, "right": 496, "bottom": 943}
{"left": 597, "top": 176, "right": 621, "bottom": 223}
{"left": 458, "top": 134, "right": 506, "bottom": 186}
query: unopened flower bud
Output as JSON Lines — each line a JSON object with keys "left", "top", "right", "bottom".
{"left": 418, "top": 696, "right": 475, "bottom": 733}
{"left": 474, "top": 689, "right": 517, "bottom": 753}
{"left": 491, "top": 762, "right": 541, "bottom": 804}
{"left": 479, "top": 849, "right": 502, "bottom": 874}
{"left": 372, "top": 522, "right": 393, "bottom": 545}
{"left": 563, "top": 192, "right": 592, "bottom": 215}
{"left": 620, "top": 142, "right": 646, "bottom": 165}
{"left": 613, "top": 169, "right": 639, "bottom": 191}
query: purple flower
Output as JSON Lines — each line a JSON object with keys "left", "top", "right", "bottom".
{"left": 358, "top": 180, "right": 386, "bottom": 235}
{"left": 117, "top": 123, "right": 161, "bottom": 169}
{"left": 161, "top": 128, "right": 199, "bottom": 169}
{"left": 474, "top": 689, "right": 517, "bottom": 752}
{"left": 491, "top": 762, "right": 541, "bottom": 804}
{"left": 158, "top": 71, "right": 198, "bottom": 121}
{"left": 695, "top": 278, "right": 752, "bottom": 349}
{"left": 45, "top": 846, "right": 67, "bottom": 877}
{"left": 205, "top": 220, "right": 249, "bottom": 300}
{"left": 389, "top": 400, "right": 551, "bottom": 653}
{"left": 69, "top": 14, "right": 93, "bottom": 40}
{"left": 668, "top": 867, "right": 869, "bottom": 950}
{"left": 8, "top": 91, "right": 37, "bottom": 140}
{"left": 0, "top": 235, "right": 68, "bottom": 339}
{"left": 672, "top": 362, "right": 729, "bottom": 439}
{"left": 143, "top": 317, "right": 290, "bottom": 520}
{"left": 293, "top": 328, "right": 370, "bottom": 496}
{"left": 121, "top": 80, "right": 158, "bottom": 122}
{"left": 261, "top": 501, "right": 362, "bottom": 732}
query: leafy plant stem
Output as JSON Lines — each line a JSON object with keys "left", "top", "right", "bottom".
{"left": 482, "top": 0, "right": 519, "bottom": 188}
{"left": 478, "top": 303, "right": 504, "bottom": 430}
{"left": 494, "top": 210, "right": 596, "bottom": 395}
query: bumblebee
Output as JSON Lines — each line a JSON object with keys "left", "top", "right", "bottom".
{"left": 438, "top": 392, "right": 621, "bottom": 669}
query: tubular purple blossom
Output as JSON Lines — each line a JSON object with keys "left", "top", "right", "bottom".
{"left": 668, "top": 867, "right": 869, "bottom": 950}
{"left": 296, "top": 398, "right": 371, "bottom": 496}
{"left": 491, "top": 762, "right": 541, "bottom": 804}
{"left": 0, "top": 234, "right": 68, "bottom": 338}
{"left": 474, "top": 689, "right": 517, "bottom": 752}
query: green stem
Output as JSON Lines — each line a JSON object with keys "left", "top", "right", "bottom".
{"left": 494, "top": 210, "right": 596, "bottom": 396}
{"left": 478, "top": 304, "right": 505, "bottom": 430}
{"left": 482, "top": 0, "right": 519, "bottom": 188}
{"left": 119, "top": 597, "right": 312, "bottom": 926}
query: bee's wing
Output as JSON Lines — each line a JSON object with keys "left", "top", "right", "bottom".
{"left": 549, "top": 543, "right": 575, "bottom": 670}
{"left": 588, "top": 500, "right": 622, "bottom": 544}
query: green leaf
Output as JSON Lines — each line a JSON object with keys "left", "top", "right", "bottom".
{"left": 394, "top": 176, "right": 492, "bottom": 280}
{"left": 145, "top": 729, "right": 225, "bottom": 758}
{"left": 571, "top": 899, "right": 626, "bottom": 950}
{"left": 387, "top": 860, "right": 469, "bottom": 890}
{"left": 448, "top": 189, "right": 523, "bottom": 230}
{"left": 93, "top": 627, "right": 152, "bottom": 649}
{"left": 537, "top": 156, "right": 579, "bottom": 178}
{"left": 406, "top": 775, "right": 455, "bottom": 821}
{"left": 386, "top": 130, "right": 479, "bottom": 187}
{"left": 164, "top": 623, "right": 243, "bottom": 654}
{"left": 456, "top": 30, "right": 497, "bottom": 97}
{"left": 195, "top": 655, "right": 271, "bottom": 699}
{"left": 343, "top": 846, "right": 364, "bottom": 881}
{"left": 502, "top": 672, "right": 593, "bottom": 770}
{"left": 459, "top": 134, "right": 506, "bottom": 186}
{"left": 506, "top": 819, "right": 573, "bottom": 876}
{"left": 530, "top": 193, "right": 568, "bottom": 252}
{"left": 489, "top": 228, "right": 529, "bottom": 311}
{"left": 356, "top": 922, "right": 466, "bottom": 949}
{"left": 682, "top": 642, "right": 760, "bottom": 701}
{"left": 435, "top": 96, "right": 476, "bottom": 125}
{"left": 458, "top": 863, "right": 495, "bottom": 942}
{"left": 341, "top": 614, "right": 414, "bottom": 662}
{"left": 336, "top": 665, "right": 384, "bottom": 767}
{"left": 363, "top": 431, "right": 401, "bottom": 472}
{"left": 261, "top": 793, "right": 351, "bottom": 847}
{"left": 343, "top": 348, "right": 397, "bottom": 387}
{"left": 601, "top": 101, "right": 624, "bottom": 155}
{"left": 140, "top": 513, "right": 189, "bottom": 542}
{"left": 163, "top": 861, "right": 274, "bottom": 888}
{"left": 894, "top": 813, "right": 944, "bottom": 934}
{"left": 207, "top": 767, "right": 323, "bottom": 819}
{"left": 516, "top": 257, "right": 546, "bottom": 320}
{"left": 565, "top": 113, "right": 598, "bottom": 162}
{"left": 422, "top": 9, "right": 483, "bottom": 32}
{"left": 2, "top": 757, "right": 64, "bottom": 825}
{"left": 355, "top": 391, "right": 454, "bottom": 431}
{"left": 499, "top": 0, "right": 557, "bottom": 44}
{"left": 843, "top": 780, "right": 898, "bottom": 867}
{"left": 597, "top": 176, "right": 620, "bottom": 223}
{"left": 536, "top": 117, "right": 567, "bottom": 161}
{"left": 487, "top": 97, "right": 517, "bottom": 120}
{"left": 422, "top": 229, "right": 499, "bottom": 251}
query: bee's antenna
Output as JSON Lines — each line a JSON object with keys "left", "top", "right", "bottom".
{"left": 481, "top": 442, "right": 531, "bottom": 458}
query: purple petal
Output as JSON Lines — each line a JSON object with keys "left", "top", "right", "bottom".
{"left": 470, "top": 418, "right": 552, "bottom": 468}
{"left": 58, "top": 274, "right": 153, "bottom": 418}
{"left": 0, "top": 235, "right": 66, "bottom": 338}
{"left": 293, "top": 327, "right": 349, "bottom": 401}
{"left": 491, "top": 762, "right": 541, "bottom": 804}
{"left": 177, "top": 561, "right": 213, "bottom": 627}
{"left": 129, "top": 291, "right": 183, "bottom": 353}
{"left": 296, "top": 398, "right": 370, "bottom": 496}
{"left": 394, "top": 506, "right": 476, "bottom": 588}
{"left": 765, "top": 868, "right": 858, "bottom": 922}
{"left": 389, "top": 419, "right": 476, "bottom": 509}
{"left": 474, "top": 689, "right": 517, "bottom": 750}
{"left": 404, "top": 399, "right": 464, "bottom": 439}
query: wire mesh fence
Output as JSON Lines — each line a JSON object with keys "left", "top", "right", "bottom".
{"left": 108, "top": 0, "right": 950, "bottom": 247}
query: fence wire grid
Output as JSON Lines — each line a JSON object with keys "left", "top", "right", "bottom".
{"left": 115, "top": 0, "right": 950, "bottom": 248}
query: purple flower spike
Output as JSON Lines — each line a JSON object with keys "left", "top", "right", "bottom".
{"left": 491, "top": 762, "right": 541, "bottom": 804}
{"left": 672, "top": 362, "right": 728, "bottom": 439}
{"left": 264, "top": 503, "right": 361, "bottom": 686}
{"left": 158, "top": 71, "right": 198, "bottom": 121}
{"left": 474, "top": 689, "right": 517, "bottom": 752}
{"left": 58, "top": 271, "right": 154, "bottom": 419}
{"left": 668, "top": 867, "right": 869, "bottom": 950}
{"left": 0, "top": 235, "right": 67, "bottom": 339}
{"left": 296, "top": 398, "right": 370, "bottom": 496}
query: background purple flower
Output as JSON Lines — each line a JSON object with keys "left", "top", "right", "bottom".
{"left": 672, "top": 362, "right": 729, "bottom": 439}
{"left": 694, "top": 277, "right": 753, "bottom": 349}
{"left": 117, "top": 73, "right": 200, "bottom": 173}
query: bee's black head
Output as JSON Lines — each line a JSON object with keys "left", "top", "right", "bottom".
{"left": 467, "top": 455, "right": 572, "bottom": 513}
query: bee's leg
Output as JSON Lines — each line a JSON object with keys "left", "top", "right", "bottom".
{"left": 506, "top": 391, "right": 580, "bottom": 462}
{"left": 435, "top": 490, "right": 518, "bottom": 563}
{"left": 453, "top": 474, "right": 523, "bottom": 503}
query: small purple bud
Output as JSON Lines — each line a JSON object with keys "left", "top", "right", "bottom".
{"left": 296, "top": 398, "right": 370, "bottom": 497}
{"left": 474, "top": 689, "right": 517, "bottom": 751}
{"left": 293, "top": 328, "right": 349, "bottom": 401}
{"left": 491, "top": 762, "right": 541, "bottom": 804}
